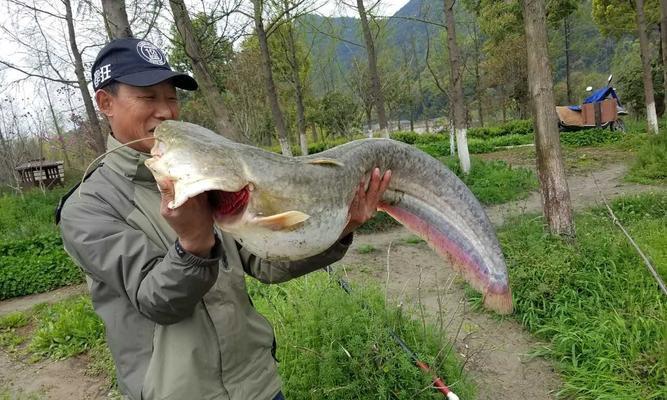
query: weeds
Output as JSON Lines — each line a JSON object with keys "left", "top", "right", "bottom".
{"left": 403, "top": 235, "right": 426, "bottom": 245}
{"left": 626, "top": 133, "right": 667, "bottom": 184}
{"left": 484, "top": 192, "right": 667, "bottom": 399}
{"left": 248, "top": 272, "right": 475, "bottom": 399}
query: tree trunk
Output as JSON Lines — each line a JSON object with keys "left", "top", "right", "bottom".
{"left": 283, "top": 0, "right": 308, "bottom": 155}
{"left": 523, "top": 0, "right": 575, "bottom": 238}
{"left": 635, "top": 0, "right": 659, "bottom": 134}
{"left": 660, "top": 0, "right": 667, "bottom": 113}
{"left": 101, "top": 0, "right": 133, "bottom": 39}
{"left": 251, "top": 0, "right": 292, "bottom": 156}
{"left": 169, "top": 0, "right": 245, "bottom": 142}
{"left": 356, "top": 0, "right": 389, "bottom": 138}
{"left": 43, "top": 78, "right": 71, "bottom": 170}
{"left": 311, "top": 123, "right": 319, "bottom": 143}
{"left": 473, "top": 23, "right": 484, "bottom": 127}
{"left": 444, "top": 0, "right": 470, "bottom": 173}
{"left": 63, "top": 0, "right": 105, "bottom": 155}
{"left": 564, "top": 16, "right": 572, "bottom": 104}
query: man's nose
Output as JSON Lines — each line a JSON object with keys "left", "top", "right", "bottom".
{"left": 154, "top": 99, "right": 177, "bottom": 120}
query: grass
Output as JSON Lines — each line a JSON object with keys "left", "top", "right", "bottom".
{"left": 403, "top": 235, "right": 425, "bottom": 245}
{"left": 0, "top": 186, "right": 69, "bottom": 240}
{"left": 626, "top": 133, "right": 667, "bottom": 185}
{"left": 356, "top": 244, "right": 376, "bottom": 254}
{"left": 472, "top": 192, "right": 667, "bottom": 399}
{"left": 248, "top": 272, "right": 476, "bottom": 399}
{"left": 0, "top": 277, "right": 475, "bottom": 399}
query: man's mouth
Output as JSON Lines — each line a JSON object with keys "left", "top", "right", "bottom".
{"left": 208, "top": 186, "right": 250, "bottom": 223}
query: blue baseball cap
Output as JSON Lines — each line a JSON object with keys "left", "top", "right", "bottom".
{"left": 91, "top": 38, "right": 198, "bottom": 91}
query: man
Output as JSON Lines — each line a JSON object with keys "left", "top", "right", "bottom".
{"left": 57, "top": 38, "right": 391, "bottom": 400}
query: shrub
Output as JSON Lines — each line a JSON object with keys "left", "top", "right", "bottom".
{"left": 0, "top": 234, "right": 84, "bottom": 300}
{"left": 0, "top": 186, "right": 68, "bottom": 240}
{"left": 626, "top": 133, "right": 667, "bottom": 184}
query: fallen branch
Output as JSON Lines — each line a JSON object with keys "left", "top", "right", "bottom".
{"left": 594, "top": 177, "right": 667, "bottom": 296}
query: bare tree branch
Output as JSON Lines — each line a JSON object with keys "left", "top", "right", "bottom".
{"left": 0, "top": 60, "right": 78, "bottom": 85}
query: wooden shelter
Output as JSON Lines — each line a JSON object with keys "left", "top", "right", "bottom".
{"left": 15, "top": 159, "right": 64, "bottom": 189}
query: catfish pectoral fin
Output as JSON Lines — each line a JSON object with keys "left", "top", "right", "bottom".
{"left": 253, "top": 211, "right": 310, "bottom": 231}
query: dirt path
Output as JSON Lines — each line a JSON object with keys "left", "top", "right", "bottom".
{"left": 0, "top": 284, "right": 87, "bottom": 318}
{"left": 0, "top": 161, "right": 663, "bottom": 399}
{"left": 0, "top": 351, "right": 109, "bottom": 399}
{"left": 337, "top": 163, "right": 665, "bottom": 400}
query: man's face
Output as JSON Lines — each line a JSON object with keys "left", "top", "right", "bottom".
{"left": 96, "top": 81, "right": 180, "bottom": 153}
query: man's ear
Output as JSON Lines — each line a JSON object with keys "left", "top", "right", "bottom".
{"left": 95, "top": 89, "right": 113, "bottom": 117}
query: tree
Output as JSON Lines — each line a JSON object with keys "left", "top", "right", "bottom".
{"left": 100, "top": 0, "right": 133, "bottom": 39}
{"left": 635, "top": 0, "right": 660, "bottom": 133}
{"left": 523, "top": 0, "right": 574, "bottom": 237}
{"left": 64, "top": 0, "right": 106, "bottom": 155}
{"left": 444, "top": 0, "right": 471, "bottom": 174}
{"left": 251, "top": 0, "right": 293, "bottom": 155}
{"left": 355, "top": 0, "right": 389, "bottom": 138}
{"left": 661, "top": 0, "right": 667, "bottom": 112}
{"left": 169, "top": 0, "right": 245, "bottom": 142}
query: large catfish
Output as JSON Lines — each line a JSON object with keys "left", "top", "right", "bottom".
{"left": 145, "top": 121, "right": 513, "bottom": 314}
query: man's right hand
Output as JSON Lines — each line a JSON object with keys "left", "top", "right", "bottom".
{"left": 158, "top": 180, "right": 215, "bottom": 258}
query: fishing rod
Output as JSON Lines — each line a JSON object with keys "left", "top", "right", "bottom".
{"left": 335, "top": 275, "right": 460, "bottom": 400}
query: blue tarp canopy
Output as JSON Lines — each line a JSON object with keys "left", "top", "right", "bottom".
{"left": 568, "top": 87, "right": 621, "bottom": 111}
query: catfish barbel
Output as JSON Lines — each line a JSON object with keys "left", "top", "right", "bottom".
{"left": 145, "top": 121, "right": 513, "bottom": 314}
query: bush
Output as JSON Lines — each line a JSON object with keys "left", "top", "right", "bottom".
{"left": 560, "top": 128, "right": 623, "bottom": 147}
{"left": 0, "top": 234, "right": 84, "bottom": 300}
{"left": 248, "top": 272, "right": 475, "bottom": 399}
{"left": 485, "top": 193, "right": 667, "bottom": 399}
{"left": 626, "top": 133, "right": 667, "bottom": 184}
{"left": 391, "top": 131, "right": 442, "bottom": 145}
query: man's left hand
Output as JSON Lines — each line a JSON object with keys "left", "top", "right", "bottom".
{"left": 340, "top": 167, "right": 392, "bottom": 238}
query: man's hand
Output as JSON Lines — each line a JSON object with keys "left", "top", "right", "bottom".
{"left": 340, "top": 167, "right": 392, "bottom": 238}
{"left": 158, "top": 180, "right": 215, "bottom": 258}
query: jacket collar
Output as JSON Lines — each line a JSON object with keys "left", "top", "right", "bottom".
{"left": 104, "top": 134, "right": 156, "bottom": 184}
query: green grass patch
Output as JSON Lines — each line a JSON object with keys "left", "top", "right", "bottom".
{"left": 248, "top": 272, "right": 475, "bottom": 399}
{"left": 443, "top": 158, "right": 537, "bottom": 205}
{"left": 356, "top": 244, "right": 376, "bottom": 254}
{"left": 626, "top": 133, "right": 667, "bottom": 184}
{"left": 403, "top": 235, "right": 425, "bottom": 245}
{"left": 0, "top": 186, "right": 68, "bottom": 240}
{"left": 28, "top": 295, "right": 105, "bottom": 360}
{"left": 357, "top": 211, "right": 400, "bottom": 233}
{"left": 487, "top": 192, "right": 667, "bottom": 399}
{"left": 0, "top": 234, "right": 84, "bottom": 300}
{"left": 560, "top": 128, "right": 624, "bottom": 147}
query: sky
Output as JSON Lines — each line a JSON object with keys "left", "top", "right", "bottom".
{"left": 319, "top": 0, "right": 410, "bottom": 17}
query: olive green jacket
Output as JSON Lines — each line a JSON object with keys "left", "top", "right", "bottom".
{"left": 59, "top": 135, "right": 351, "bottom": 400}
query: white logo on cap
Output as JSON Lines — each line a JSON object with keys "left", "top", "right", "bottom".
{"left": 136, "top": 41, "right": 166, "bottom": 65}
{"left": 94, "top": 64, "right": 111, "bottom": 88}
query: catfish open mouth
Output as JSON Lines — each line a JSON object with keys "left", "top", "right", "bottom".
{"left": 208, "top": 186, "right": 250, "bottom": 224}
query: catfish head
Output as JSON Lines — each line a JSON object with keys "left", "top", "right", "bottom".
{"left": 145, "top": 120, "right": 254, "bottom": 227}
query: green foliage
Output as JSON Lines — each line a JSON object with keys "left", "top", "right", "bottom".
{"left": 357, "top": 212, "right": 400, "bottom": 234}
{"left": 403, "top": 235, "right": 425, "bottom": 245}
{"left": 491, "top": 193, "right": 667, "bottom": 399}
{"left": 443, "top": 158, "right": 538, "bottom": 205}
{"left": 592, "top": 0, "right": 660, "bottom": 38}
{"left": 560, "top": 129, "right": 624, "bottom": 147}
{"left": 0, "top": 187, "right": 68, "bottom": 239}
{"left": 626, "top": 133, "right": 667, "bottom": 184}
{"left": 312, "top": 91, "right": 360, "bottom": 137}
{"left": 356, "top": 244, "right": 376, "bottom": 254}
{"left": 611, "top": 40, "right": 664, "bottom": 116}
{"left": 0, "top": 234, "right": 84, "bottom": 300}
{"left": 248, "top": 273, "right": 475, "bottom": 399}
{"left": 0, "top": 312, "right": 29, "bottom": 330}
{"left": 29, "top": 295, "right": 105, "bottom": 360}
{"left": 468, "top": 119, "right": 533, "bottom": 138}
